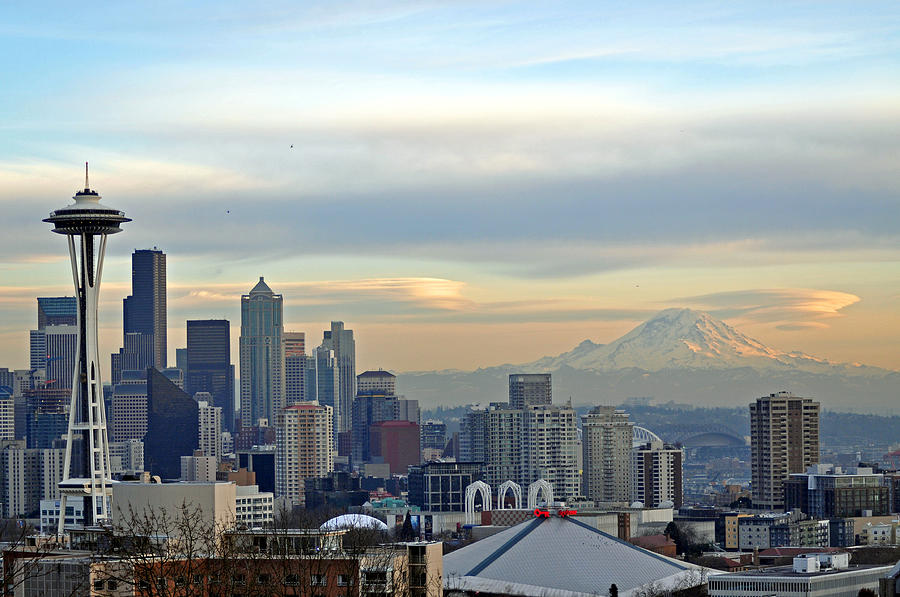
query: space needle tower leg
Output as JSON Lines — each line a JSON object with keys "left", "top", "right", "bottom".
{"left": 45, "top": 164, "right": 129, "bottom": 537}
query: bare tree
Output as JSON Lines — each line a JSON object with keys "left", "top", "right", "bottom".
{"left": 84, "top": 503, "right": 442, "bottom": 597}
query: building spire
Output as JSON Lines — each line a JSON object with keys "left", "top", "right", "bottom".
{"left": 84, "top": 161, "right": 90, "bottom": 191}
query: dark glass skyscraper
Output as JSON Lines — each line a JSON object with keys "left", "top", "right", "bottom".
{"left": 186, "top": 319, "right": 235, "bottom": 432}
{"left": 145, "top": 367, "right": 198, "bottom": 479}
{"left": 36, "top": 297, "right": 76, "bottom": 328}
{"left": 123, "top": 248, "right": 167, "bottom": 369}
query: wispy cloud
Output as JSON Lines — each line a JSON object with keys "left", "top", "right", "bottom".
{"left": 673, "top": 288, "right": 861, "bottom": 328}
{"left": 172, "top": 277, "right": 471, "bottom": 311}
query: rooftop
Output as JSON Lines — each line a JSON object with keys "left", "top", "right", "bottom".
{"left": 724, "top": 564, "right": 889, "bottom": 578}
{"left": 758, "top": 546, "right": 846, "bottom": 557}
{"left": 358, "top": 370, "right": 396, "bottom": 378}
{"left": 248, "top": 276, "right": 274, "bottom": 295}
{"left": 444, "top": 514, "right": 710, "bottom": 597}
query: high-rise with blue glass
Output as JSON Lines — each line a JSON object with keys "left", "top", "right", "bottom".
{"left": 239, "top": 277, "right": 284, "bottom": 429}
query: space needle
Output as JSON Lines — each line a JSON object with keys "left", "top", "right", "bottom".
{"left": 44, "top": 163, "right": 129, "bottom": 534}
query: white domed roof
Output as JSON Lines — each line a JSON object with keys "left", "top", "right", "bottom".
{"left": 320, "top": 514, "right": 388, "bottom": 531}
{"left": 630, "top": 501, "right": 645, "bottom": 509}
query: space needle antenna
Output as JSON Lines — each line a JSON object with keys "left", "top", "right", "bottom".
{"left": 44, "top": 164, "right": 130, "bottom": 537}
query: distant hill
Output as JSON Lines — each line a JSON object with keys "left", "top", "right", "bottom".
{"left": 398, "top": 308, "right": 900, "bottom": 412}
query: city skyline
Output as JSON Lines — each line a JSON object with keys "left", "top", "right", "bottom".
{"left": 1, "top": 2, "right": 898, "bottom": 379}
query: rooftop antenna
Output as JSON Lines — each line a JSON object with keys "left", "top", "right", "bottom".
{"left": 84, "top": 161, "right": 89, "bottom": 191}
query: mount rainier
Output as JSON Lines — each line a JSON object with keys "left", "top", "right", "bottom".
{"left": 398, "top": 308, "right": 899, "bottom": 412}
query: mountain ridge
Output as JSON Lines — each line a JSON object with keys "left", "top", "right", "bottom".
{"left": 396, "top": 308, "right": 899, "bottom": 412}
{"left": 525, "top": 308, "right": 891, "bottom": 377}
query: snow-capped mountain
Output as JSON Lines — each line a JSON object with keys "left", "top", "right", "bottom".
{"left": 398, "top": 308, "right": 898, "bottom": 411}
{"left": 529, "top": 308, "right": 880, "bottom": 376}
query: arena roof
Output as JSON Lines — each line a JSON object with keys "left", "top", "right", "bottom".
{"left": 444, "top": 515, "right": 712, "bottom": 597}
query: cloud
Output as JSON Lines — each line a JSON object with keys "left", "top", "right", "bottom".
{"left": 776, "top": 322, "right": 830, "bottom": 331}
{"left": 168, "top": 277, "right": 651, "bottom": 325}
{"left": 673, "top": 288, "right": 861, "bottom": 328}
{"left": 171, "top": 277, "right": 471, "bottom": 312}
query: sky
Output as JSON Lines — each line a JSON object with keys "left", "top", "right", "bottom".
{"left": 1, "top": 1, "right": 898, "bottom": 374}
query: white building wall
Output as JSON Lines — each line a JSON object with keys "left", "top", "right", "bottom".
{"left": 0, "top": 398, "right": 14, "bottom": 440}
{"left": 197, "top": 400, "right": 223, "bottom": 462}
{"left": 235, "top": 484, "right": 274, "bottom": 526}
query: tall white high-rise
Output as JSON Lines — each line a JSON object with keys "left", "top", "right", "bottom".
{"left": 275, "top": 403, "right": 333, "bottom": 507}
{"left": 45, "top": 164, "right": 129, "bottom": 533}
{"left": 522, "top": 403, "right": 579, "bottom": 500}
{"left": 196, "top": 395, "right": 222, "bottom": 462}
{"left": 582, "top": 406, "right": 634, "bottom": 504}
{"left": 0, "top": 396, "right": 14, "bottom": 441}
{"left": 481, "top": 404, "right": 523, "bottom": 489}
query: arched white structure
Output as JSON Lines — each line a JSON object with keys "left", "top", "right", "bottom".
{"left": 497, "top": 480, "right": 523, "bottom": 509}
{"left": 633, "top": 426, "right": 662, "bottom": 448}
{"left": 527, "top": 479, "right": 554, "bottom": 509}
{"left": 465, "top": 481, "right": 492, "bottom": 525}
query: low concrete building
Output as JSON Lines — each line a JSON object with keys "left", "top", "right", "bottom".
{"left": 738, "top": 512, "right": 792, "bottom": 550}
{"left": 708, "top": 554, "right": 888, "bottom": 597}
{"left": 111, "top": 480, "right": 237, "bottom": 538}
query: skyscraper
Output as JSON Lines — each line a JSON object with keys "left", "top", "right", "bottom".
{"left": 481, "top": 404, "right": 523, "bottom": 489}
{"left": 459, "top": 407, "right": 487, "bottom": 464}
{"left": 632, "top": 440, "right": 684, "bottom": 508}
{"left": 0, "top": 393, "right": 14, "bottom": 441}
{"left": 196, "top": 395, "right": 223, "bottom": 463}
{"left": 45, "top": 164, "right": 129, "bottom": 530}
{"left": 314, "top": 345, "right": 340, "bottom": 441}
{"left": 509, "top": 373, "right": 551, "bottom": 409}
{"left": 110, "top": 370, "right": 148, "bottom": 442}
{"left": 351, "top": 372, "right": 419, "bottom": 468}
{"left": 29, "top": 297, "right": 78, "bottom": 391}
{"left": 144, "top": 368, "right": 199, "bottom": 479}
{"left": 284, "top": 331, "right": 305, "bottom": 357}
{"left": 370, "top": 420, "right": 421, "bottom": 475}
{"left": 122, "top": 248, "right": 167, "bottom": 369}
{"left": 522, "top": 403, "right": 579, "bottom": 500}
{"left": 284, "top": 331, "right": 306, "bottom": 406}
{"left": 321, "top": 322, "right": 355, "bottom": 434}
{"left": 186, "top": 319, "right": 235, "bottom": 432}
{"left": 24, "top": 388, "right": 70, "bottom": 449}
{"left": 36, "top": 297, "right": 76, "bottom": 329}
{"left": 357, "top": 369, "right": 395, "bottom": 395}
{"left": 582, "top": 405, "right": 634, "bottom": 504}
{"left": 29, "top": 325, "right": 78, "bottom": 390}
{"left": 239, "top": 277, "right": 284, "bottom": 429}
{"left": 175, "top": 348, "right": 187, "bottom": 375}
{"left": 421, "top": 419, "right": 447, "bottom": 452}
{"left": 750, "top": 391, "right": 820, "bottom": 510}
{"left": 275, "top": 403, "right": 333, "bottom": 507}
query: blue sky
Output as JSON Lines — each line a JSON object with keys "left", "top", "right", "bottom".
{"left": 1, "top": 1, "right": 898, "bottom": 373}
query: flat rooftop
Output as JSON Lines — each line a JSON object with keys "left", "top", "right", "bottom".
{"left": 724, "top": 564, "right": 890, "bottom": 578}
